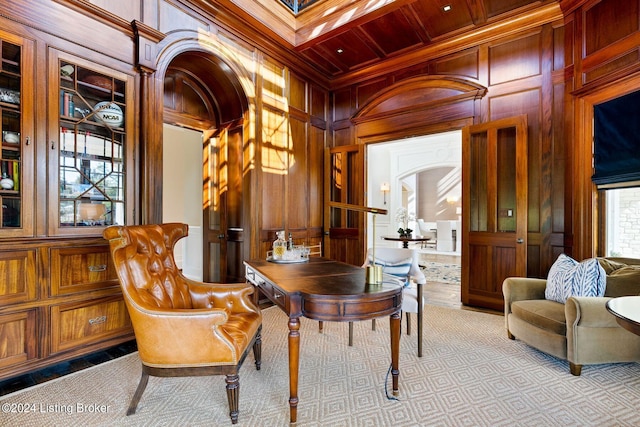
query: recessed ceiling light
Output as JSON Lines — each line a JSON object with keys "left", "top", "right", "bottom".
{"left": 337, "top": 48, "right": 344, "bottom": 54}
{"left": 443, "top": 5, "right": 452, "bottom": 12}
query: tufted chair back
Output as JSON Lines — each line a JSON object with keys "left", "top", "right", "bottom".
{"left": 104, "top": 223, "right": 193, "bottom": 309}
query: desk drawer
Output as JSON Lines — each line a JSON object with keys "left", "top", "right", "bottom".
{"left": 245, "top": 266, "right": 286, "bottom": 309}
{"left": 261, "top": 282, "right": 286, "bottom": 309}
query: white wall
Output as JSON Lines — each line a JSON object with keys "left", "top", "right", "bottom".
{"left": 162, "top": 124, "right": 203, "bottom": 280}
{"left": 366, "top": 130, "right": 462, "bottom": 249}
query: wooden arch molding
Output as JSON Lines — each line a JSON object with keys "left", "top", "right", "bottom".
{"left": 165, "top": 50, "right": 248, "bottom": 127}
{"left": 351, "top": 75, "right": 487, "bottom": 124}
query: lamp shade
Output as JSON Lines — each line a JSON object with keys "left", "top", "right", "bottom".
{"left": 78, "top": 203, "right": 106, "bottom": 221}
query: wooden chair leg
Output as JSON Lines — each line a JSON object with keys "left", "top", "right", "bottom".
{"left": 318, "top": 320, "right": 324, "bottom": 333}
{"left": 127, "top": 369, "right": 150, "bottom": 415}
{"left": 569, "top": 362, "right": 582, "bottom": 376}
{"left": 405, "top": 312, "right": 411, "bottom": 335}
{"left": 371, "top": 318, "right": 376, "bottom": 331}
{"left": 225, "top": 374, "right": 240, "bottom": 424}
{"left": 348, "top": 321, "right": 354, "bottom": 346}
{"left": 417, "top": 283, "right": 423, "bottom": 357}
{"left": 253, "top": 330, "right": 262, "bottom": 371}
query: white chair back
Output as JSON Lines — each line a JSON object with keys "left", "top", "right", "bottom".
{"left": 362, "top": 247, "right": 426, "bottom": 285}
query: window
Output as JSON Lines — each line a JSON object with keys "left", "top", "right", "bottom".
{"left": 600, "top": 187, "right": 640, "bottom": 257}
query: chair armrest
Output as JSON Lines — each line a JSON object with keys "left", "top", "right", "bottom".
{"left": 502, "top": 277, "right": 547, "bottom": 315}
{"left": 129, "top": 302, "right": 260, "bottom": 365}
{"left": 186, "top": 280, "right": 259, "bottom": 312}
{"left": 565, "top": 296, "right": 618, "bottom": 328}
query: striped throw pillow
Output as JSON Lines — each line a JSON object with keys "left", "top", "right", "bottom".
{"left": 372, "top": 257, "right": 412, "bottom": 286}
{"left": 545, "top": 254, "right": 606, "bottom": 304}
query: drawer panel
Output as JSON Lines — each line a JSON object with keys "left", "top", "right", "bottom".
{"left": 245, "top": 266, "right": 286, "bottom": 309}
{"left": 0, "top": 249, "right": 37, "bottom": 305}
{"left": 50, "top": 296, "right": 131, "bottom": 353}
{"left": 50, "top": 245, "right": 118, "bottom": 296}
{"left": 0, "top": 309, "right": 38, "bottom": 369}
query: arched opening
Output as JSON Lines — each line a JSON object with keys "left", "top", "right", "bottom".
{"left": 161, "top": 50, "right": 248, "bottom": 283}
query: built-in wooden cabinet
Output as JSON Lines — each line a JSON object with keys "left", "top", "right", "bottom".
{"left": 49, "top": 50, "right": 134, "bottom": 237}
{"left": 0, "top": 25, "right": 134, "bottom": 380}
{"left": 0, "top": 31, "right": 34, "bottom": 238}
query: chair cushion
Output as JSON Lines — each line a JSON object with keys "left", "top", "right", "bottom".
{"left": 511, "top": 299, "right": 567, "bottom": 336}
{"left": 545, "top": 254, "right": 606, "bottom": 303}
{"left": 372, "top": 257, "right": 412, "bottom": 286}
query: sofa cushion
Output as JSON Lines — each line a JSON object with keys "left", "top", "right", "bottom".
{"left": 545, "top": 254, "right": 606, "bottom": 303}
{"left": 511, "top": 299, "right": 567, "bottom": 336}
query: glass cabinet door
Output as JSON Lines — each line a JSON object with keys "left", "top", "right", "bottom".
{"left": 49, "top": 51, "right": 133, "bottom": 236}
{"left": 0, "top": 32, "right": 34, "bottom": 237}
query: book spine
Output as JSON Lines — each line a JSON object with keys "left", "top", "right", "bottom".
{"left": 13, "top": 161, "right": 19, "bottom": 191}
{"left": 63, "top": 92, "right": 69, "bottom": 116}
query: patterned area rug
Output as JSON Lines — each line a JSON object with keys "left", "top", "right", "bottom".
{"left": 2, "top": 305, "right": 638, "bottom": 426}
{"left": 421, "top": 261, "right": 461, "bottom": 284}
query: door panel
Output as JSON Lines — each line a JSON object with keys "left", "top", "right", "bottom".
{"left": 462, "top": 116, "right": 527, "bottom": 310}
{"left": 203, "top": 125, "right": 245, "bottom": 283}
{"left": 325, "top": 145, "right": 364, "bottom": 265}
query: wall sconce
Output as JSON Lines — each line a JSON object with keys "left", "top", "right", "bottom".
{"left": 446, "top": 195, "right": 459, "bottom": 204}
{"left": 380, "top": 182, "right": 390, "bottom": 204}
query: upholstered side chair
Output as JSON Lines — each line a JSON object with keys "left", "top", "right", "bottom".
{"left": 362, "top": 247, "right": 427, "bottom": 356}
{"left": 103, "top": 223, "right": 262, "bottom": 424}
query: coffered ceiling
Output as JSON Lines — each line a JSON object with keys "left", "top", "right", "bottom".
{"left": 227, "top": 0, "right": 563, "bottom": 81}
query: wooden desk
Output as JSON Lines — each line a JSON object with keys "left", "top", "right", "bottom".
{"left": 606, "top": 296, "right": 640, "bottom": 336}
{"left": 382, "top": 235, "right": 431, "bottom": 248}
{"left": 244, "top": 257, "right": 403, "bottom": 424}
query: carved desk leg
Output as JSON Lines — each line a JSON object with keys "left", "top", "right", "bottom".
{"left": 288, "top": 316, "right": 300, "bottom": 424}
{"left": 390, "top": 310, "right": 401, "bottom": 396}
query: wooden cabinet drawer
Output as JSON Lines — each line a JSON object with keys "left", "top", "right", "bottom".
{"left": 0, "top": 309, "right": 38, "bottom": 369}
{"left": 50, "top": 296, "right": 131, "bottom": 353}
{"left": 0, "top": 249, "right": 37, "bottom": 305}
{"left": 50, "top": 245, "right": 118, "bottom": 296}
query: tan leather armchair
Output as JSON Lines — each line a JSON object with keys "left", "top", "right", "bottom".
{"left": 103, "top": 223, "right": 262, "bottom": 424}
{"left": 503, "top": 257, "right": 640, "bottom": 376}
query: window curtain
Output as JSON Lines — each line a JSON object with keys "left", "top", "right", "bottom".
{"left": 593, "top": 89, "right": 640, "bottom": 188}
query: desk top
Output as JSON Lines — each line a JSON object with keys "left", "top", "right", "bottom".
{"left": 245, "top": 257, "right": 402, "bottom": 297}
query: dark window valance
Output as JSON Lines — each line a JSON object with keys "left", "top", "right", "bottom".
{"left": 593, "top": 90, "right": 640, "bottom": 188}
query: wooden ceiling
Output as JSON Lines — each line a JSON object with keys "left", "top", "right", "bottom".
{"left": 228, "top": 0, "right": 562, "bottom": 82}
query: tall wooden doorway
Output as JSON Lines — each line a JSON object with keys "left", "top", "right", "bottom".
{"left": 462, "top": 115, "right": 528, "bottom": 310}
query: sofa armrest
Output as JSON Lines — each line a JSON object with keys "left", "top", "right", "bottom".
{"left": 502, "top": 277, "right": 547, "bottom": 316}
{"left": 565, "top": 296, "right": 618, "bottom": 328}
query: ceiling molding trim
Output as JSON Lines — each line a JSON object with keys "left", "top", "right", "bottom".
{"left": 332, "top": 2, "right": 564, "bottom": 88}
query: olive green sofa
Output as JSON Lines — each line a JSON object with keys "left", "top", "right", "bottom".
{"left": 503, "top": 257, "right": 640, "bottom": 376}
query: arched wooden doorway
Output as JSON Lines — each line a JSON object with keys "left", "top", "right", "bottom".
{"left": 162, "top": 51, "right": 249, "bottom": 283}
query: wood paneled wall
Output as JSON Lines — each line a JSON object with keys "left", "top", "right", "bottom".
{"left": 330, "top": 22, "right": 567, "bottom": 277}
{"left": 562, "top": 0, "right": 640, "bottom": 260}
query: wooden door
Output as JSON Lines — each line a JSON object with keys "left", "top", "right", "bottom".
{"left": 203, "top": 125, "right": 245, "bottom": 283}
{"left": 462, "top": 116, "right": 528, "bottom": 310}
{"left": 325, "top": 145, "right": 365, "bottom": 265}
